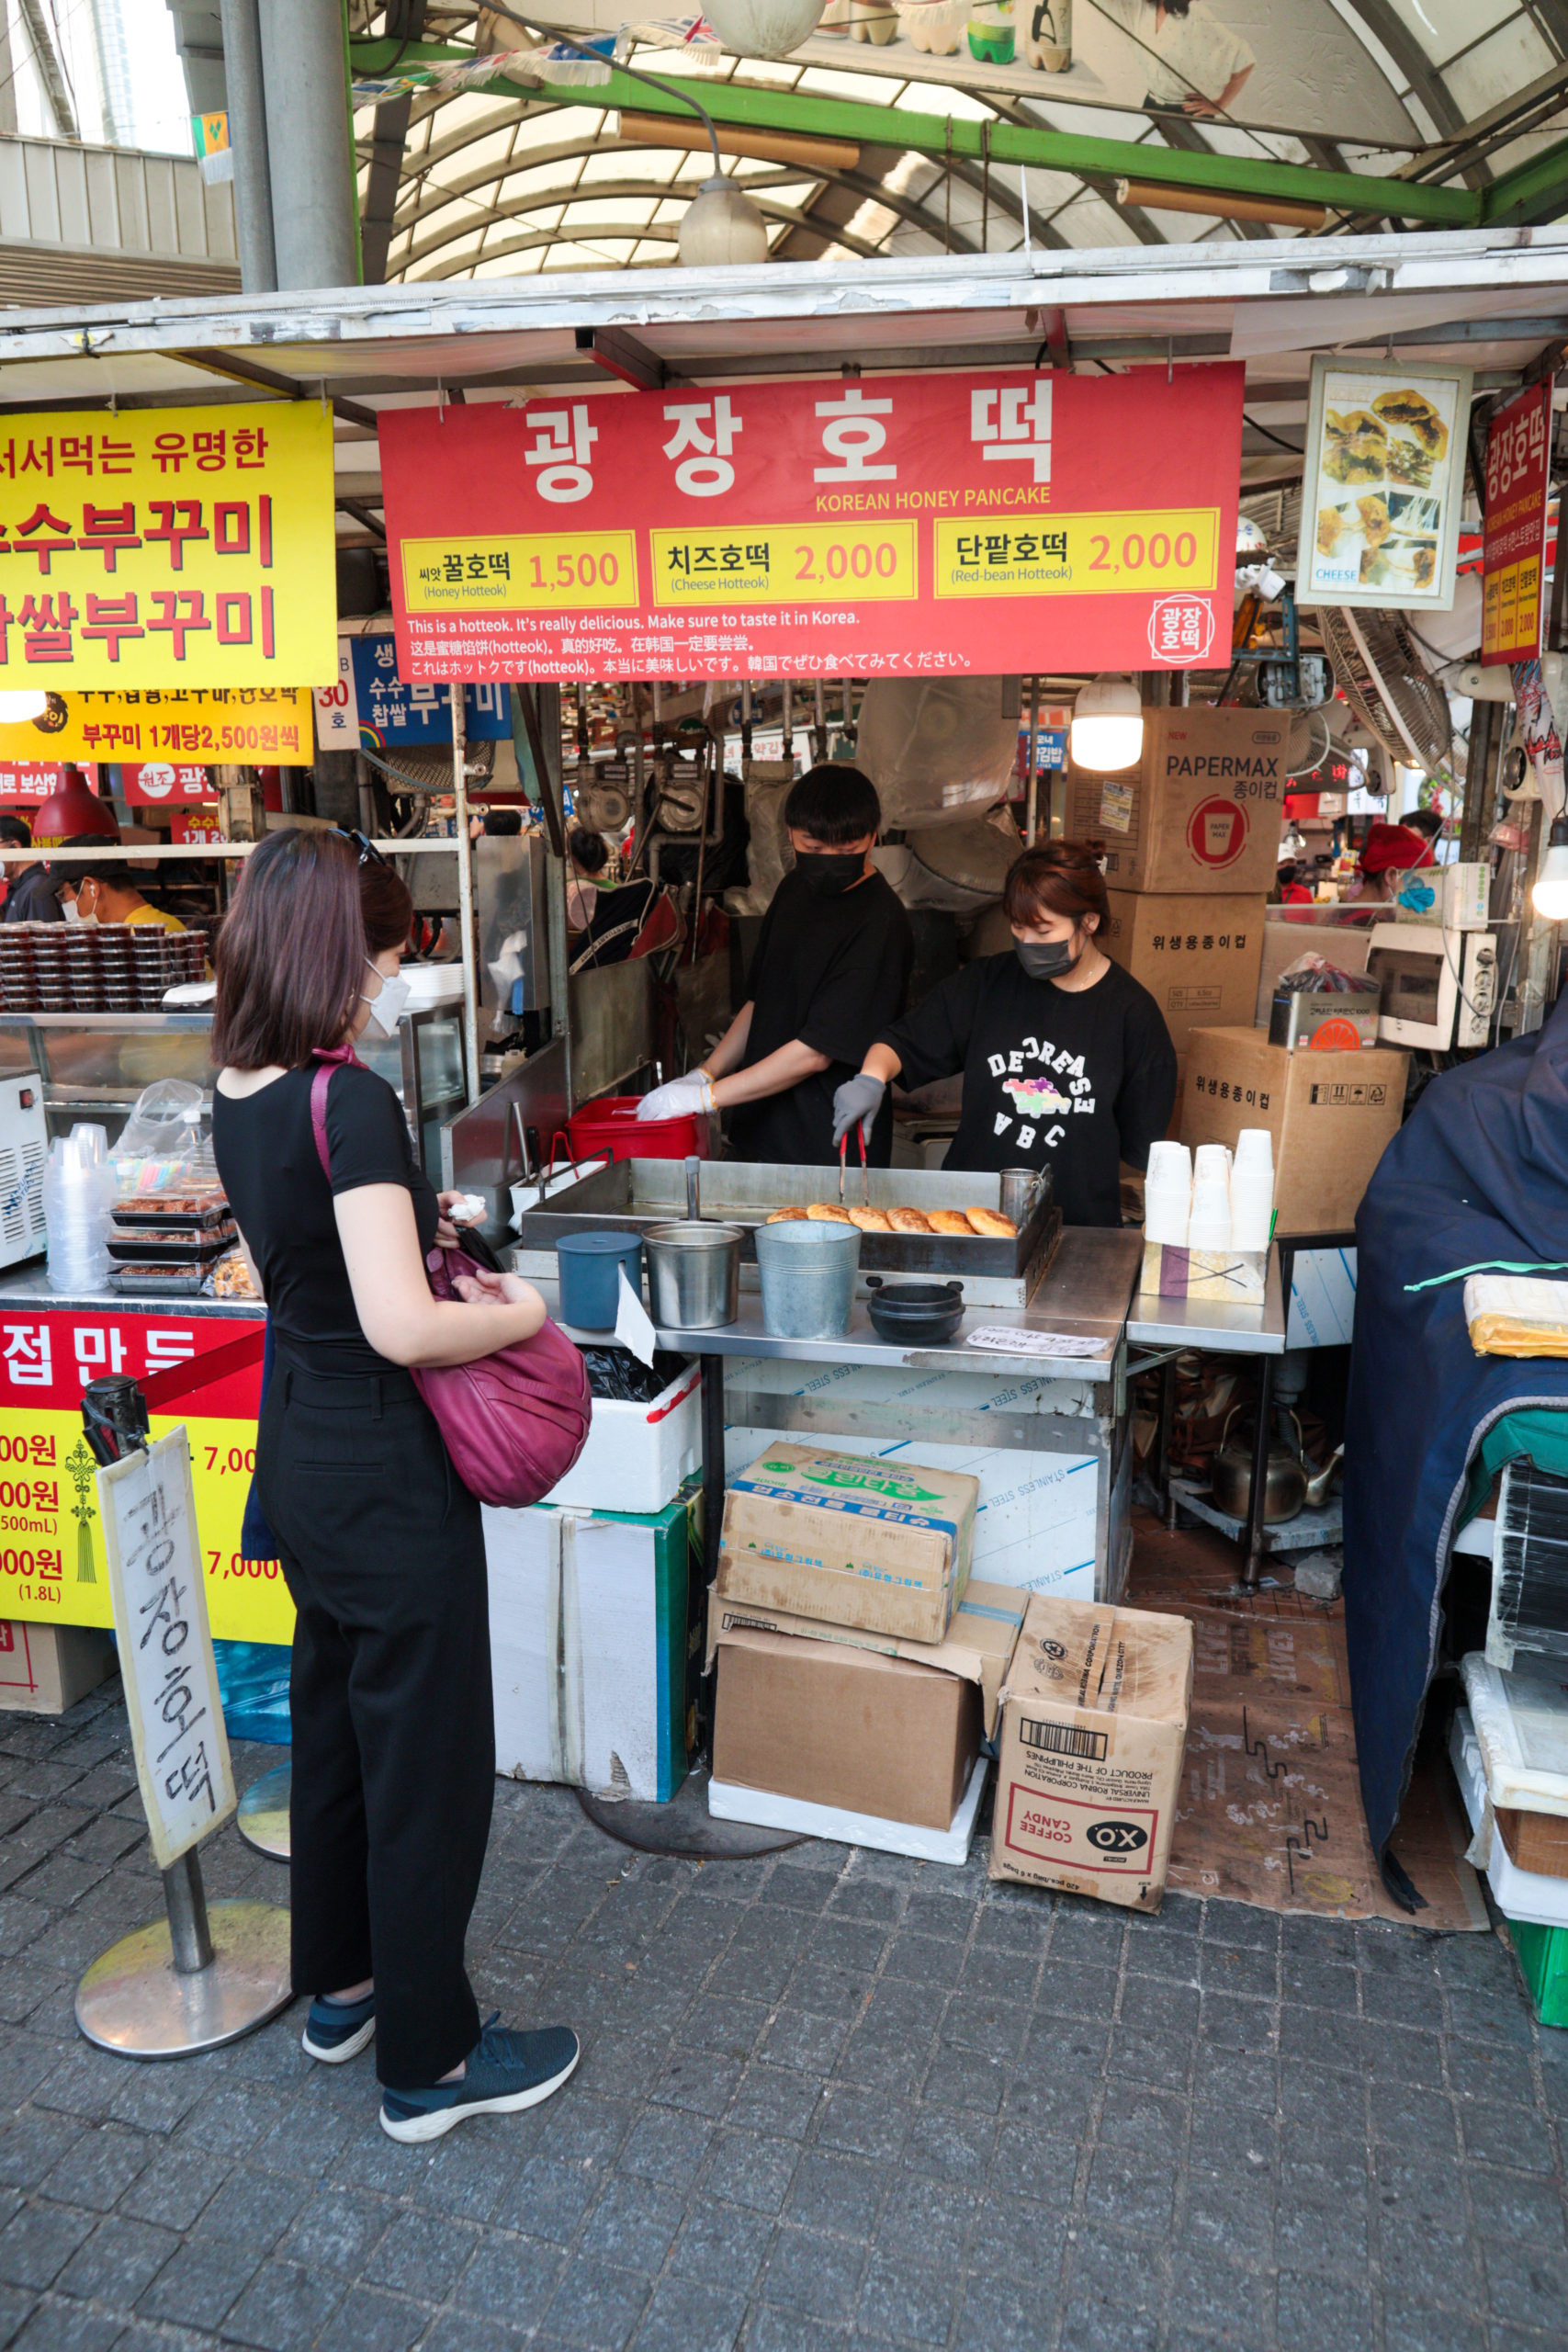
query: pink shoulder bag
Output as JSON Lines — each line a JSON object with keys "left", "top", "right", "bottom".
{"left": 310, "top": 1056, "right": 591, "bottom": 1510}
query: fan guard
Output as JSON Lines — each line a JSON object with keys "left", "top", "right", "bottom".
{"left": 1319, "top": 605, "right": 1452, "bottom": 774}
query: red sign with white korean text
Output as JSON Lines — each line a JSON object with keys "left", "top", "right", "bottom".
{"left": 121, "top": 761, "right": 211, "bottom": 806}
{"left": 171, "top": 810, "right": 224, "bottom": 842}
{"left": 0, "top": 403, "right": 336, "bottom": 690}
{"left": 0, "top": 762, "right": 61, "bottom": 804}
{"left": 378, "top": 366, "right": 1245, "bottom": 684}
{"left": 0, "top": 1309, "right": 261, "bottom": 1417}
{"left": 1483, "top": 383, "right": 1552, "bottom": 664}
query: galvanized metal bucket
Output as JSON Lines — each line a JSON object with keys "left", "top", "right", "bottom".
{"left": 754, "top": 1218, "right": 861, "bottom": 1340}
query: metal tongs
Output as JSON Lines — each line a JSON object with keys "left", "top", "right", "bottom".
{"left": 839, "top": 1121, "right": 869, "bottom": 1208}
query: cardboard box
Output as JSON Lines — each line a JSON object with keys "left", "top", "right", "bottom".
{"left": 1255, "top": 917, "right": 1372, "bottom": 1025}
{"left": 713, "top": 1623, "right": 984, "bottom": 1830}
{"left": 1139, "top": 1241, "right": 1267, "bottom": 1306}
{"left": 485, "top": 1496, "right": 693, "bottom": 1803}
{"left": 705, "top": 1575, "right": 1026, "bottom": 1735}
{"left": 1267, "top": 989, "right": 1382, "bottom": 1051}
{"left": 990, "top": 1594, "right": 1194, "bottom": 1911}
{"left": 717, "top": 1442, "right": 979, "bottom": 1644}
{"left": 1497, "top": 1807, "right": 1568, "bottom": 1881}
{"left": 1179, "top": 1025, "right": 1409, "bottom": 1237}
{"left": 1066, "top": 709, "right": 1286, "bottom": 895}
{"left": 0, "top": 1621, "right": 114, "bottom": 1715}
{"left": 1100, "top": 890, "right": 1266, "bottom": 1050}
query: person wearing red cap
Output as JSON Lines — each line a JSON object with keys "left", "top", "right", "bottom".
{"left": 1346, "top": 819, "right": 1437, "bottom": 909}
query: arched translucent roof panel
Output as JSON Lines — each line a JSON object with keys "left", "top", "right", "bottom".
{"left": 347, "top": 0, "right": 1568, "bottom": 279}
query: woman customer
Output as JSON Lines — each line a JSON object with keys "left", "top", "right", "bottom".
{"left": 211, "top": 828, "right": 580, "bottom": 2143}
{"left": 832, "top": 842, "right": 1176, "bottom": 1228}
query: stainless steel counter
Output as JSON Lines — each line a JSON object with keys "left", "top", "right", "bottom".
{"left": 0, "top": 1264, "right": 264, "bottom": 1322}
{"left": 1126, "top": 1251, "right": 1287, "bottom": 1357}
{"left": 649, "top": 1226, "right": 1140, "bottom": 1383}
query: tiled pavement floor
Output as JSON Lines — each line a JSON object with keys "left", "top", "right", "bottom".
{"left": 0, "top": 1684, "right": 1564, "bottom": 2352}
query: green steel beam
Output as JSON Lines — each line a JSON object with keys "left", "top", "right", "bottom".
{"left": 350, "top": 40, "right": 1479, "bottom": 227}
{"left": 1480, "top": 133, "right": 1568, "bottom": 226}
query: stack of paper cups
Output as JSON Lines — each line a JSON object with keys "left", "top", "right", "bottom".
{"left": 1234, "top": 1128, "right": 1273, "bottom": 1173}
{"left": 1187, "top": 1145, "right": 1231, "bottom": 1250}
{"left": 1143, "top": 1141, "right": 1191, "bottom": 1246}
{"left": 1229, "top": 1129, "right": 1274, "bottom": 1250}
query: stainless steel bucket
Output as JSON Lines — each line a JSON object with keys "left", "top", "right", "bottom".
{"left": 642, "top": 1220, "right": 742, "bottom": 1329}
{"left": 754, "top": 1218, "right": 861, "bottom": 1340}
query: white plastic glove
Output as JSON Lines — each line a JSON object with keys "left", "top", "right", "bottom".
{"left": 637, "top": 1073, "right": 714, "bottom": 1121}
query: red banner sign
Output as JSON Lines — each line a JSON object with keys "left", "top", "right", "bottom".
{"left": 121, "top": 760, "right": 212, "bottom": 805}
{"left": 378, "top": 365, "right": 1244, "bottom": 684}
{"left": 0, "top": 762, "right": 61, "bottom": 803}
{"left": 1483, "top": 382, "right": 1552, "bottom": 665}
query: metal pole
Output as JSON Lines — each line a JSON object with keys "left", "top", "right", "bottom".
{"left": 219, "top": 0, "right": 277, "bottom": 292}
{"left": 257, "top": 0, "right": 359, "bottom": 290}
{"left": 1025, "top": 673, "right": 1040, "bottom": 846}
{"left": 452, "top": 686, "right": 480, "bottom": 1105}
{"left": 164, "top": 1850, "right": 216, "bottom": 1974}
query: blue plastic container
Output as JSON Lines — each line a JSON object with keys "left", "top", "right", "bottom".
{"left": 556, "top": 1230, "right": 645, "bottom": 1329}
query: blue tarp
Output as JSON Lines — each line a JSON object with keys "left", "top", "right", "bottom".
{"left": 1346, "top": 991, "right": 1568, "bottom": 1903}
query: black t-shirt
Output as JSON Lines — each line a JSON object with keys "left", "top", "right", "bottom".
{"left": 881, "top": 953, "right": 1178, "bottom": 1227}
{"left": 728, "top": 866, "right": 913, "bottom": 1168}
{"left": 212, "top": 1061, "right": 438, "bottom": 1375}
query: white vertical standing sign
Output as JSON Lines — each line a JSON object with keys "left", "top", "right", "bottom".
{"left": 73, "top": 1421, "right": 292, "bottom": 2061}
{"left": 97, "top": 1430, "right": 236, "bottom": 1868}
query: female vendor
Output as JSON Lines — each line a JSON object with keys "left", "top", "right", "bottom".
{"left": 831, "top": 842, "right": 1177, "bottom": 1227}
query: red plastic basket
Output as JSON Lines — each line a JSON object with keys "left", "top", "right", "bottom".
{"left": 565, "top": 1094, "right": 710, "bottom": 1165}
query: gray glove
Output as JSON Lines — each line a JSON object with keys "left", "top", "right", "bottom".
{"left": 832, "top": 1072, "right": 886, "bottom": 1148}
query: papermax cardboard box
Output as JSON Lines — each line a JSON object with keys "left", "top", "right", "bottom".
{"left": 712, "top": 1622, "right": 987, "bottom": 1830}
{"left": 705, "top": 1576, "right": 1025, "bottom": 1736}
{"left": 1100, "top": 890, "right": 1267, "bottom": 1051}
{"left": 1066, "top": 709, "right": 1286, "bottom": 895}
{"left": 1179, "top": 1025, "right": 1410, "bottom": 1237}
{"left": 716, "top": 1442, "right": 979, "bottom": 1645}
{"left": 990, "top": 1594, "right": 1194, "bottom": 1911}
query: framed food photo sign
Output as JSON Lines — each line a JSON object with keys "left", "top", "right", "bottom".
{"left": 1294, "top": 356, "right": 1472, "bottom": 611}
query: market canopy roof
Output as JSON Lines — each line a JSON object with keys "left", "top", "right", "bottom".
{"left": 302, "top": 0, "right": 1568, "bottom": 285}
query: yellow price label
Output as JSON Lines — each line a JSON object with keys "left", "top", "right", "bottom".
{"left": 402, "top": 532, "right": 639, "bottom": 611}
{"left": 0, "top": 1407, "right": 293, "bottom": 1645}
{"left": 934, "top": 509, "right": 1219, "bottom": 598}
{"left": 650, "top": 522, "right": 917, "bottom": 605}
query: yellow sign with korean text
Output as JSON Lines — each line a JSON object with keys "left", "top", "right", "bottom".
{"left": 401, "top": 531, "right": 640, "bottom": 613}
{"left": 649, "top": 522, "right": 918, "bottom": 605}
{"left": 0, "top": 686, "right": 314, "bottom": 766}
{"left": 933, "top": 509, "right": 1220, "bottom": 599}
{"left": 0, "top": 1408, "right": 292, "bottom": 1645}
{"left": 0, "top": 402, "right": 336, "bottom": 691}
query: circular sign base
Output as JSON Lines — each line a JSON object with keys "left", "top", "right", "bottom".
{"left": 75, "top": 1900, "right": 293, "bottom": 2060}
{"left": 237, "top": 1762, "right": 291, "bottom": 1860}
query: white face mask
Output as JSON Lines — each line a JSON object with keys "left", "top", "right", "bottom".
{"left": 360, "top": 957, "right": 410, "bottom": 1041}
{"left": 62, "top": 897, "right": 96, "bottom": 926}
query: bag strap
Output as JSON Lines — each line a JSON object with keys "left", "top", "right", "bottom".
{"left": 308, "top": 1044, "right": 361, "bottom": 1188}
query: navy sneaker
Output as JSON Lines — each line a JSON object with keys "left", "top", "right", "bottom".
{"left": 379, "top": 2016, "right": 581, "bottom": 2143}
{"left": 301, "top": 1990, "right": 377, "bottom": 2064}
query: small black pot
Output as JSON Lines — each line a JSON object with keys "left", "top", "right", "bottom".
{"left": 863, "top": 1276, "right": 965, "bottom": 1346}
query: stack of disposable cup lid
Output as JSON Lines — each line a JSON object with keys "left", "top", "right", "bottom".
{"left": 1230, "top": 1128, "right": 1275, "bottom": 1251}
{"left": 1143, "top": 1140, "right": 1192, "bottom": 1246}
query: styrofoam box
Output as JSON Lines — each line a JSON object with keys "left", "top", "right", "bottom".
{"left": 722, "top": 1356, "right": 1101, "bottom": 1602}
{"left": 485, "top": 1498, "right": 691, "bottom": 1804}
{"left": 709, "top": 1753, "right": 990, "bottom": 1867}
{"left": 1450, "top": 1706, "right": 1568, "bottom": 1929}
{"left": 541, "top": 1359, "right": 701, "bottom": 1514}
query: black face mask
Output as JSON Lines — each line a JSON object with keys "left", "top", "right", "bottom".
{"left": 1015, "top": 936, "right": 1077, "bottom": 981}
{"left": 795, "top": 851, "right": 865, "bottom": 898}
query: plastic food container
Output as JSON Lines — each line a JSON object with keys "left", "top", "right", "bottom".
{"left": 567, "top": 1094, "right": 710, "bottom": 1166}
{"left": 555, "top": 1231, "right": 645, "bottom": 1330}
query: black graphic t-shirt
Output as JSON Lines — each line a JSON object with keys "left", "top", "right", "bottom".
{"left": 729, "top": 866, "right": 913, "bottom": 1168}
{"left": 881, "top": 953, "right": 1178, "bottom": 1226}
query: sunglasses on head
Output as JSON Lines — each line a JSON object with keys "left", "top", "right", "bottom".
{"left": 338, "top": 828, "right": 388, "bottom": 870}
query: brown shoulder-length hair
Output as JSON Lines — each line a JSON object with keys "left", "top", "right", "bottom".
{"left": 1002, "top": 841, "right": 1108, "bottom": 934}
{"left": 359, "top": 858, "right": 414, "bottom": 956}
{"left": 213, "top": 829, "right": 367, "bottom": 1070}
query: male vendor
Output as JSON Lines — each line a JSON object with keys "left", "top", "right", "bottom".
{"left": 637, "top": 763, "right": 912, "bottom": 1166}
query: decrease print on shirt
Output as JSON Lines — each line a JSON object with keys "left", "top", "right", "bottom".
{"left": 993, "top": 1040, "right": 1096, "bottom": 1152}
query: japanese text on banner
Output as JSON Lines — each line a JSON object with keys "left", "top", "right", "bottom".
{"left": 0, "top": 404, "right": 337, "bottom": 691}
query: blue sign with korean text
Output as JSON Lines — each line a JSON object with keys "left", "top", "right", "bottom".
{"left": 350, "top": 637, "right": 511, "bottom": 745}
